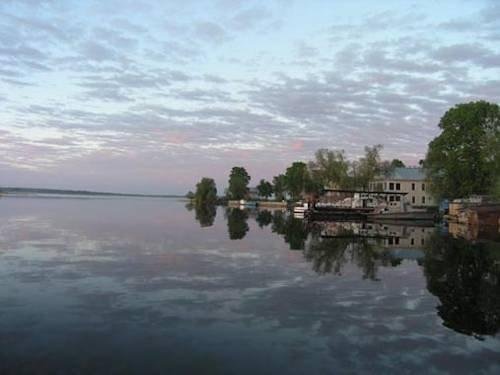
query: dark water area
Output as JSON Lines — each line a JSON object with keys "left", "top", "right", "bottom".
{"left": 0, "top": 197, "right": 499, "bottom": 374}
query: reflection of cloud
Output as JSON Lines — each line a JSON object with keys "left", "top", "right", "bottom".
{"left": 0, "top": 199, "right": 499, "bottom": 372}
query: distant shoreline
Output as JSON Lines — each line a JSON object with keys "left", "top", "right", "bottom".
{"left": 0, "top": 187, "right": 183, "bottom": 198}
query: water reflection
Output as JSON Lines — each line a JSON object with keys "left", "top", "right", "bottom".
{"left": 424, "top": 233, "right": 500, "bottom": 339}
{"left": 226, "top": 208, "right": 249, "bottom": 240}
{"left": 0, "top": 198, "right": 499, "bottom": 373}
{"left": 186, "top": 202, "right": 217, "bottom": 227}
{"left": 222, "top": 207, "right": 500, "bottom": 338}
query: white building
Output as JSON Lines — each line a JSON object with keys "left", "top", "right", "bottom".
{"left": 369, "top": 167, "right": 436, "bottom": 208}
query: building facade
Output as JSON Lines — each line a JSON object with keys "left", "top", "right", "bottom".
{"left": 369, "top": 167, "right": 436, "bottom": 208}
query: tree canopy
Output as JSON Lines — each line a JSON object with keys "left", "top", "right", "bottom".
{"left": 425, "top": 101, "right": 500, "bottom": 199}
{"left": 308, "top": 149, "right": 349, "bottom": 189}
{"left": 256, "top": 179, "right": 273, "bottom": 200}
{"left": 284, "top": 162, "right": 310, "bottom": 201}
{"left": 272, "top": 174, "right": 286, "bottom": 201}
{"left": 194, "top": 177, "right": 217, "bottom": 206}
{"left": 228, "top": 167, "right": 251, "bottom": 200}
{"left": 390, "top": 159, "right": 406, "bottom": 168}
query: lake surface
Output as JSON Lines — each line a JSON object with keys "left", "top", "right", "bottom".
{"left": 0, "top": 196, "right": 499, "bottom": 374}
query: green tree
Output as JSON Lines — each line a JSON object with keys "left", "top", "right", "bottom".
{"left": 308, "top": 148, "right": 350, "bottom": 189}
{"left": 194, "top": 177, "right": 217, "bottom": 206}
{"left": 425, "top": 101, "right": 500, "bottom": 199}
{"left": 272, "top": 174, "right": 286, "bottom": 201}
{"left": 228, "top": 167, "right": 251, "bottom": 200}
{"left": 390, "top": 159, "right": 405, "bottom": 168}
{"left": 186, "top": 191, "right": 195, "bottom": 200}
{"left": 256, "top": 179, "right": 273, "bottom": 200}
{"left": 350, "top": 145, "right": 383, "bottom": 189}
{"left": 284, "top": 162, "right": 310, "bottom": 201}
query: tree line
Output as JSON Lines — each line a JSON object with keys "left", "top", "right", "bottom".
{"left": 189, "top": 145, "right": 407, "bottom": 205}
{"left": 189, "top": 100, "right": 500, "bottom": 205}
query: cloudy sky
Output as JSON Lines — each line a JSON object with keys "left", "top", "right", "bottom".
{"left": 1, "top": 0, "right": 499, "bottom": 194}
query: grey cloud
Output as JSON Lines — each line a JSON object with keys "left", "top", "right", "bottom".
{"left": 230, "top": 6, "right": 271, "bottom": 31}
{"left": 203, "top": 74, "right": 227, "bottom": 84}
{"left": 79, "top": 41, "right": 119, "bottom": 62}
{"left": 194, "top": 22, "right": 228, "bottom": 43}
{"left": 431, "top": 43, "right": 500, "bottom": 68}
{"left": 92, "top": 27, "right": 138, "bottom": 50}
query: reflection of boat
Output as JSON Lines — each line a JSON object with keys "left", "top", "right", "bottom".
{"left": 367, "top": 211, "right": 436, "bottom": 221}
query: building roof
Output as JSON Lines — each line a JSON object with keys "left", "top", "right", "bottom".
{"left": 383, "top": 167, "right": 427, "bottom": 181}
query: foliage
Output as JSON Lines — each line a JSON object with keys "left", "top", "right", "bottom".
{"left": 284, "top": 162, "right": 311, "bottom": 201}
{"left": 256, "top": 179, "right": 273, "bottom": 200}
{"left": 194, "top": 177, "right": 217, "bottom": 206}
{"left": 186, "top": 191, "right": 195, "bottom": 199}
{"left": 390, "top": 159, "right": 406, "bottom": 168}
{"left": 494, "top": 178, "right": 500, "bottom": 200}
{"left": 308, "top": 149, "right": 350, "bottom": 189}
{"left": 228, "top": 167, "right": 251, "bottom": 200}
{"left": 272, "top": 174, "right": 286, "bottom": 201}
{"left": 425, "top": 101, "right": 500, "bottom": 199}
{"left": 350, "top": 145, "right": 383, "bottom": 190}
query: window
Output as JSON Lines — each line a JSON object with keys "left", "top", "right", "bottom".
{"left": 422, "top": 183, "right": 425, "bottom": 191}
{"left": 389, "top": 182, "right": 394, "bottom": 190}
{"left": 412, "top": 183, "right": 415, "bottom": 191}
{"left": 384, "top": 182, "right": 387, "bottom": 190}
{"left": 388, "top": 238, "right": 393, "bottom": 245}
{"left": 396, "top": 183, "right": 401, "bottom": 190}
{"left": 412, "top": 196, "right": 415, "bottom": 204}
{"left": 411, "top": 238, "right": 415, "bottom": 245}
{"left": 421, "top": 238, "right": 425, "bottom": 245}
{"left": 422, "top": 196, "right": 426, "bottom": 204}
{"left": 396, "top": 196, "right": 401, "bottom": 201}
{"left": 395, "top": 238, "right": 400, "bottom": 245}
{"left": 389, "top": 195, "right": 395, "bottom": 202}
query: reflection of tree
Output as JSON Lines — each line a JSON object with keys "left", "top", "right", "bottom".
{"left": 303, "top": 230, "right": 389, "bottom": 280}
{"left": 256, "top": 210, "right": 273, "bottom": 228}
{"left": 423, "top": 234, "right": 500, "bottom": 339}
{"left": 227, "top": 208, "right": 249, "bottom": 240}
{"left": 270, "top": 212, "right": 309, "bottom": 250}
{"left": 195, "top": 204, "right": 217, "bottom": 227}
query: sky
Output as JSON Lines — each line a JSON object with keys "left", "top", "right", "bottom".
{"left": 1, "top": 0, "right": 499, "bottom": 194}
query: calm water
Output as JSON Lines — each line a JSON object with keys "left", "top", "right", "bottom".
{"left": 0, "top": 197, "right": 499, "bottom": 374}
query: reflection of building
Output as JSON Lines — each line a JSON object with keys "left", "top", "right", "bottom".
{"left": 320, "top": 221, "right": 434, "bottom": 250}
{"left": 364, "top": 223, "right": 434, "bottom": 249}
{"left": 369, "top": 167, "right": 435, "bottom": 208}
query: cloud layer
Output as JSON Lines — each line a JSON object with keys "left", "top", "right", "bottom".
{"left": 1, "top": 0, "right": 499, "bottom": 193}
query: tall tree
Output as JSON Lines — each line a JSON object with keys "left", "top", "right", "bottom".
{"left": 227, "top": 167, "right": 251, "bottom": 200}
{"left": 351, "top": 145, "right": 383, "bottom": 190}
{"left": 272, "top": 174, "right": 286, "bottom": 201}
{"left": 194, "top": 177, "right": 217, "bottom": 206}
{"left": 425, "top": 101, "right": 500, "bottom": 199}
{"left": 308, "top": 148, "right": 350, "bottom": 189}
{"left": 284, "top": 162, "right": 310, "bottom": 201}
{"left": 256, "top": 179, "right": 273, "bottom": 200}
